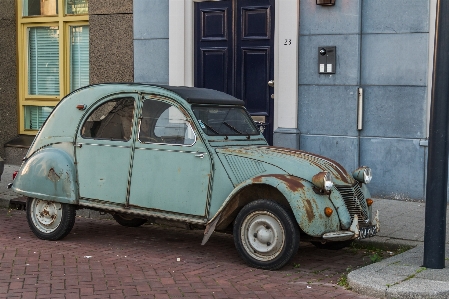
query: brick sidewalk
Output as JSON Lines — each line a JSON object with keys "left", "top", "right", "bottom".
{"left": 0, "top": 209, "right": 375, "bottom": 299}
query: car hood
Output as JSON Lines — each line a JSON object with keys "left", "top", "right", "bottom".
{"left": 216, "top": 146, "right": 355, "bottom": 186}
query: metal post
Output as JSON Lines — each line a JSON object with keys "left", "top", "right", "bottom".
{"left": 423, "top": 0, "right": 449, "bottom": 269}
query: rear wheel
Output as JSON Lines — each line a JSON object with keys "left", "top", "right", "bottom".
{"left": 26, "top": 198, "right": 76, "bottom": 240}
{"left": 233, "top": 200, "right": 300, "bottom": 270}
{"left": 113, "top": 213, "right": 147, "bottom": 227}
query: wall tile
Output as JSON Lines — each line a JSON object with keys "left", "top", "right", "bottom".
{"left": 90, "top": 14, "right": 134, "bottom": 84}
{"left": 134, "top": 39, "right": 169, "bottom": 84}
{"left": 300, "top": 134, "right": 359, "bottom": 173}
{"left": 299, "top": 34, "right": 360, "bottom": 85}
{"left": 298, "top": 85, "right": 359, "bottom": 136}
{"left": 134, "top": 0, "right": 169, "bottom": 39}
{"left": 360, "top": 137, "right": 425, "bottom": 200}
{"left": 90, "top": 0, "right": 132, "bottom": 15}
{"left": 361, "top": 33, "right": 428, "bottom": 86}
{"left": 0, "top": 14, "right": 18, "bottom": 159}
{"left": 362, "top": 0, "right": 429, "bottom": 34}
{"left": 300, "top": 0, "right": 360, "bottom": 35}
{"left": 361, "top": 86, "right": 427, "bottom": 139}
{"left": 0, "top": 0, "right": 15, "bottom": 19}
{"left": 273, "top": 128, "right": 300, "bottom": 149}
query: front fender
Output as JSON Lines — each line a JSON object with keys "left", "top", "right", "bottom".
{"left": 12, "top": 148, "right": 78, "bottom": 204}
{"left": 210, "top": 174, "right": 340, "bottom": 238}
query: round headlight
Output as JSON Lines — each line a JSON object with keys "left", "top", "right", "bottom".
{"left": 353, "top": 166, "right": 372, "bottom": 184}
{"left": 312, "top": 171, "right": 334, "bottom": 191}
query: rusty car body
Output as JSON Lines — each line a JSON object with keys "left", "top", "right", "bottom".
{"left": 10, "top": 83, "right": 379, "bottom": 270}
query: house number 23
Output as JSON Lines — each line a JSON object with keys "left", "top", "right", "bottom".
{"left": 284, "top": 39, "right": 292, "bottom": 45}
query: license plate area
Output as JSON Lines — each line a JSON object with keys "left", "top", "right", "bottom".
{"left": 358, "top": 225, "right": 377, "bottom": 239}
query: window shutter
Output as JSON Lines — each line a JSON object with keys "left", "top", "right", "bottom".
{"left": 28, "top": 27, "right": 60, "bottom": 95}
{"left": 70, "top": 25, "right": 89, "bottom": 92}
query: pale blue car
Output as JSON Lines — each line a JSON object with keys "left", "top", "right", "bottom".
{"left": 10, "top": 84, "right": 379, "bottom": 270}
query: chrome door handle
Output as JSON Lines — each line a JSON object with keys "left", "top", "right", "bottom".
{"left": 195, "top": 153, "right": 205, "bottom": 159}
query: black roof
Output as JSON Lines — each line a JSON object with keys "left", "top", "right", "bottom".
{"left": 157, "top": 85, "right": 245, "bottom": 105}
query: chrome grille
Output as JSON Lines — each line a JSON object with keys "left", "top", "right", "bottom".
{"left": 336, "top": 184, "right": 369, "bottom": 224}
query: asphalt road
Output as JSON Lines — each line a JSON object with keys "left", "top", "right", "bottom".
{"left": 0, "top": 208, "right": 377, "bottom": 299}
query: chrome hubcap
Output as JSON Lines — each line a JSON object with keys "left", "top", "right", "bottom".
{"left": 241, "top": 211, "right": 285, "bottom": 261}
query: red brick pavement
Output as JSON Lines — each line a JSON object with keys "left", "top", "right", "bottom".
{"left": 0, "top": 209, "right": 376, "bottom": 299}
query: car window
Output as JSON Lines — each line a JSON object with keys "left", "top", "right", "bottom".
{"left": 139, "top": 99, "right": 195, "bottom": 145}
{"left": 192, "top": 105, "right": 259, "bottom": 136}
{"left": 80, "top": 97, "right": 135, "bottom": 141}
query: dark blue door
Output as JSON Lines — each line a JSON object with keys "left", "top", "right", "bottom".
{"left": 194, "top": 0, "right": 275, "bottom": 144}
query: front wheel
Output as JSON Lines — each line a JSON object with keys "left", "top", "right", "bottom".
{"left": 233, "top": 200, "right": 300, "bottom": 270}
{"left": 26, "top": 198, "right": 76, "bottom": 240}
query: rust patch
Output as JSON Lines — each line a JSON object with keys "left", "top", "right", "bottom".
{"left": 252, "top": 176, "right": 264, "bottom": 183}
{"left": 218, "top": 147, "right": 251, "bottom": 156}
{"left": 47, "top": 168, "right": 61, "bottom": 182}
{"left": 261, "top": 146, "right": 352, "bottom": 184}
{"left": 252, "top": 174, "right": 305, "bottom": 192}
{"left": 304, "top": 199, "right": 315, "bottom": 223}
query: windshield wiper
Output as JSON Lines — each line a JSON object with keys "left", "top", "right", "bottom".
{"left": 223, "top": 121, "right": 243, "bottom": 134}
{"left": 201, "top": 120, "right": 219, "bottom": 134}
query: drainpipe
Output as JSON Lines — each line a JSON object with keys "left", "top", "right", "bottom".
{"left": 356, "top": 0, "right": 363, "bottom": 167}
{"left": 423, "top": 0, "right": 449, "bottom": 269}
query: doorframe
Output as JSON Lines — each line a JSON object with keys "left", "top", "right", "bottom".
{"left": 168, "top": 0, "right": 299, "bottom": 134}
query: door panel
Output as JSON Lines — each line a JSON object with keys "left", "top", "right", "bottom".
{"left": 240, "top": 5, "right": 272, "bottom": 40}
{"left": 77, "top": 143, "right": 131, "bottom": 204}
{"left": 129, "top": 148, "right": 210, "bottom": 216}
{"left": 194, "top": 0, "right": 274, "bottom": 144}
{"left": 236, "top": 0, "right": 274, "bottom": 144}
{"left": 195, "top": 2, "right": 233, "bottom": 95}
{"left": 128, "top": 97, "right": 211, "bottom": 216}
{"left": 200, "top": 48, "right": 229, "bottom": 92}
{"left": 201, "top": 9, "right": 228, "bottom": 40}
{"left": 239, "top": 47, "right": 271, "bottom": 115}
{"left": 76, "top": 96, "right": 137, "bottom": 204}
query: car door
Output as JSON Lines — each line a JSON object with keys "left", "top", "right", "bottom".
{"left": 128, "top": 95, "right": 212, "bottom": 216}
{"left": 76, "top": 95, "right": 138, "bottom": 204}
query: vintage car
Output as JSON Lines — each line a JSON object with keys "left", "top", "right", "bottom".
{"left": 10, "top": 83, "right": 379, "bottom": 270}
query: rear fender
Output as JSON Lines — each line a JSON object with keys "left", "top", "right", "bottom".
{"left": 12, "top": 148, "right": 77, "bottom": 204}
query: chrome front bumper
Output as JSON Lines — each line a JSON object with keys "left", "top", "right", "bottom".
{"left": 322, "top": 210, "right": 380, "bottom": 241}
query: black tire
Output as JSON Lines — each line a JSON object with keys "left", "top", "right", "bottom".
{"left": 311, "top": 240, "right": 353, "bottom": 250}
{"left": 233, "top": 200, "right": 300, "bottom": 270}
{"left": 26, "top": 198, "right": 76, "bottom": 241}
{"left": 113, "top": 213, "right": 147, "bottom": 227}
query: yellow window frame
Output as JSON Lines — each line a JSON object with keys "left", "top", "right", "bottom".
{"left": 17, "top": 0, "right": 88, "bottom": 134}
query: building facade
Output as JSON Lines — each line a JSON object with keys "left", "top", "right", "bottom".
{"left": 0, "top": 0, "right": 438, "bottom": 200}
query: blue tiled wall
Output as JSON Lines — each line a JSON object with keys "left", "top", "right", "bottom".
{"left": 133, "top": 0, "right": 169, "bottom": 84}
{"left": 299, "top": 0, "right": 430, "bottom": 200}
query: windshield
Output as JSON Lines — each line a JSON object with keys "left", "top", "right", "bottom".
{"left": 192, "top": 106, "right": 259, "bottom": 136}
